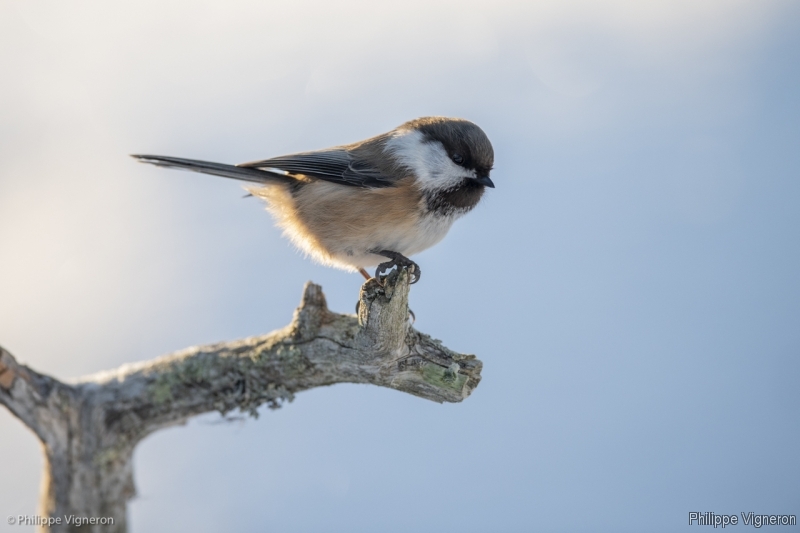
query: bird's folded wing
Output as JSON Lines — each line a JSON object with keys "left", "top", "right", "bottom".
{"left": 237, "top": 149, "right": 395, "bottom": 188}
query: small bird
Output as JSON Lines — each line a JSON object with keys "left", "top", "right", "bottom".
{"left": 132, "top": 116, "right": 494, "bottom": 284}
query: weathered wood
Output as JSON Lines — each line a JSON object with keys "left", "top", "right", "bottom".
{"left": 0, "top": 269, "right": 482, "bottom": 533}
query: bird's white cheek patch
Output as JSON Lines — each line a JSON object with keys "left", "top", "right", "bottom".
{"left": 385, "top": 129, "right": 475, "bottom": 192}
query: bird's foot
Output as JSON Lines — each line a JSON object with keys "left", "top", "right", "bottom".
{"left": 373, "top": 250, "right": 421, "bottom": 284}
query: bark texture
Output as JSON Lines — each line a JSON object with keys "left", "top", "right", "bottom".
{"left": 0, "top": 270, "right": 482, "bottom": 533}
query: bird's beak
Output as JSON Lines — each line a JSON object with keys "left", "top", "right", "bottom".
{"left": 476, "top": 175, "right": 495, "bottom": 188}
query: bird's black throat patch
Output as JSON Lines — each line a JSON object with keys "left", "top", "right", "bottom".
{"left": 425, "top": 179, "right": 485, "bottom": 217}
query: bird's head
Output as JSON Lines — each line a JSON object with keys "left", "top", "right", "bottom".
{"left": 385, "top": 116, "right": 495, "bottom": 195}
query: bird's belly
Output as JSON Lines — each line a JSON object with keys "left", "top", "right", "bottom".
{"left": 338, "top": 212, "right": 456, "bottom": 268}
{"left": 264, "top": 180, "right": 456, "bottom": 270}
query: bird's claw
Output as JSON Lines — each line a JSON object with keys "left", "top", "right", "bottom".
{"left": 374, "top": 250, "right": 421, "bottom": 284}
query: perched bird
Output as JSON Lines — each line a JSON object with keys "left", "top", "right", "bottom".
{"left": 132, "top": 116, "right": 494, "bottom": 284}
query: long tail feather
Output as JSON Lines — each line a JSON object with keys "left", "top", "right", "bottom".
{"left": 131, "top": 154, "right": 295, "bottom": 185}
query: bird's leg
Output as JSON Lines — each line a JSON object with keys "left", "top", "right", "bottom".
{"left": 355, "top": 267, "right": 415, "bottom": 321}
{"left": 373, "top": 250, "right": 421, "bottom": 284}
{"left": 360, "top": 252, "right": 419, "bottom": 321}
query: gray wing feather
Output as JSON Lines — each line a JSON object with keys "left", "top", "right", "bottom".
{"left": 131, "top": 155, "right": 295, "bottom": 185}
{"left": 238, "top": 149, "right": 394, "bottom": 188}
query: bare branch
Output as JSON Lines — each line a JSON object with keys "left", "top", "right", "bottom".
{"left": 0, "top": 269, "right": 482, "bottom": 532}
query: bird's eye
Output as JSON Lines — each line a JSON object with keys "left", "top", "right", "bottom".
{"left": 451, "top": 154, "right": 464, "bottom": 165}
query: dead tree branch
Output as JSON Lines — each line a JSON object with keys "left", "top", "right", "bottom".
{"left": 0, "top": 269, "right": 482, "bottom": 533}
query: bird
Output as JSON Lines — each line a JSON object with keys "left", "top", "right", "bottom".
{"left": 132, "top": 116, "right": 495, "bottom": 284}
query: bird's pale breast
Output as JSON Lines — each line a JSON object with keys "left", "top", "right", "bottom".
{"left": 252, "top": 179, "right": 455, "bottom": 270}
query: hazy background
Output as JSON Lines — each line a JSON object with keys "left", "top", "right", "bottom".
{"left": 1, "top": 0, "right": 798, "bottom": 531}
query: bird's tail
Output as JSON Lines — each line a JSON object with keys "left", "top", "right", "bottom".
{"left": 131, "top": 154, "right": 295, "bottom": 185}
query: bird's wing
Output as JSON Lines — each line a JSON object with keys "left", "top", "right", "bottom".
{"left": 237, "top": 148, "right": 395, "bottom": 188}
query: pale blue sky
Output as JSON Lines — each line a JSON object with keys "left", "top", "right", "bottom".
{"left": 1, "top": 1, "right": 798, "bottom": 531}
